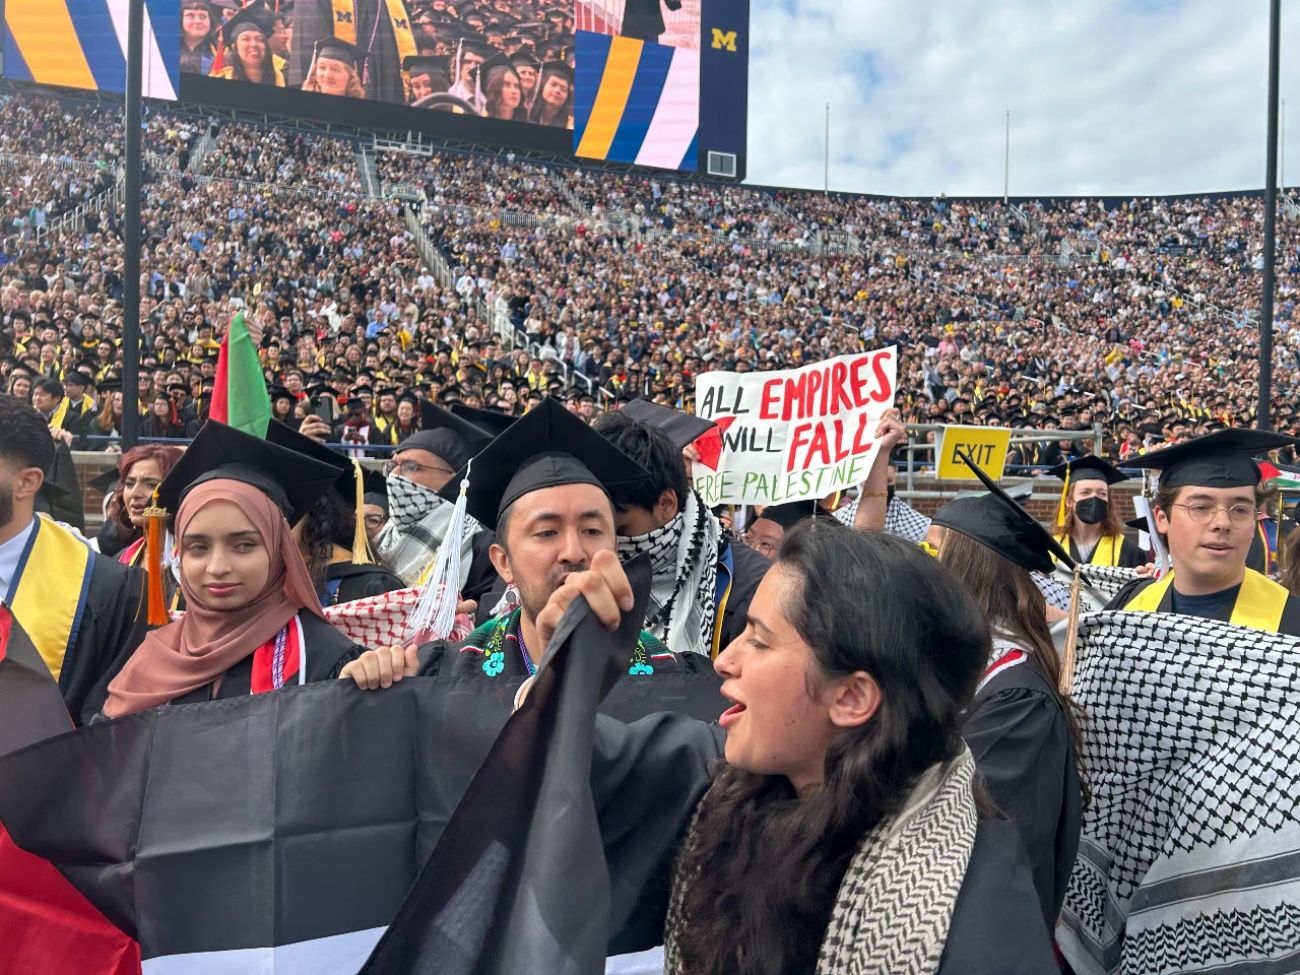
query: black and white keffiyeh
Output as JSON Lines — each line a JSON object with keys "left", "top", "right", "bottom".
{"left": 662, "top": 748, "right": 980, "bottom": 975}
{"left": 616, "top": 490, "right": 720, "bottom": 656}
{"left": 1059, "top": 611, "right": 1300, "bottom": 975}
{"left": 833, "top": 493, "right": 933, "bottom": 543}
{"left": 374, "top": 472, "right": 482, "bottom": 587}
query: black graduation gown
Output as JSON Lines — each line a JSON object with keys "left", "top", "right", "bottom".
{"left": 323, "top": 561, "right": 404, "bottom": 605}
{"left": 1064, "top": 533, "right": 1148, "bottom": 568}
{"left": 962, "top": 651, "right": 1081, "bottom": 929}
{"left": 38, "top": 556, "right": 149, "bottom": 725}
{"left": 81, "top": 613, "right": 364, "bottom": 717}
{"left": 289, "top": 0, "right": 407, "bottom": 102}
{"left": 1107, "top": 575, "right": 1300, "bottom": 635}
{"left": 592, "top": 714, "right": 1058, "bottom": 972}
{"left": 620, "top": 0, "right": 681, "bottom": 41}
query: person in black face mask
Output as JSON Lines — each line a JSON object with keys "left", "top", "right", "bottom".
{"left": 1048, "top": 456, "right": 1150, "bottom": 568}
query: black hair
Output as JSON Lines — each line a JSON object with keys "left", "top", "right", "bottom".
{"left": 590, "top": 410, "right": 689, "bottom": 512}
{"left": 297, "top": 490, "right": 354, "bottom": 593}
{"left": 34, "top": 377, "right": 64, "bottom": 400}
{"left": 0, "top": 394, "right": 56, "bottom": 473}
{"left": 673, "top": 526, "right": 991, "bottom": 975}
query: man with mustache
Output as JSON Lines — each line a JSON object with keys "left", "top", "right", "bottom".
{"left": 343, "top": 400, "right": 707, "bottom": 687}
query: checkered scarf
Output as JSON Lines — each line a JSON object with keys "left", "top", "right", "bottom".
{"left": 616, "top": 491, "right": 719, "bottom": 656}
{"left": 374, "top": 473, "right": 482, "bottom": 588}
{"left": 663, "top": 748, "right": 979, "bottom": 975}
{"left": 834, "top": 493, "right": 932, "bottom": 544}
{"left": 1058, "top": 611, "right": 1300, "bottom": 975}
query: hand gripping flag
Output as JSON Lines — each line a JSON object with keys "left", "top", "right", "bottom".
{"left": 360, "top": 555, "right": 655, "bottom": 975}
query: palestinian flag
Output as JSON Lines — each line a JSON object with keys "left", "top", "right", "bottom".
{"left": 0, "top": 646, "right": 724, "bottom": 972}
{"left": 210, "top": 311, "right": 270, "bottom": 436}
{"left": 0, "top": 604, "right": 72, "bottom": 757}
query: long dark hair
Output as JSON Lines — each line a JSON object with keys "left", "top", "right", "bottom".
{"left": 296, "top": 490, "right": 353, "bottom": 593}
{"left": 673, "top": 526, "right": 991, "bottom": 975}
{"left": 108, "top": 443, "right": 184, "bottom": 537}
{"left": 938, "top": 530, "right": 1088, "bottom": 797}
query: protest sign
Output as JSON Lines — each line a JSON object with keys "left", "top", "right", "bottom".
{"left": 692, "top": 348, "right": 897, "bottom": 505}
{"left": 936, "top": 426, "right": 1012, "bottom": 481}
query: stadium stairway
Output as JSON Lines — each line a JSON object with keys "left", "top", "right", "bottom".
{"left": 357, "top": 144, "right": 380, "bottom": 199}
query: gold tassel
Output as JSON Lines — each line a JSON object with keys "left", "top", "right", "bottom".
{"left": 1060, "top": 563, "right": 1083, "bottom": 695}
{"left": 1055, "top": 463, "right": 1071, "bottom": 530}
{"left": 351, "top": 460, "right": 375, "bottom": 565}
{"left": 143, "top": 490, "right": 170, "bottom": 626}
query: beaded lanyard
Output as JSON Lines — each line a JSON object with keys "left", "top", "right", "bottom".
{"left": 270, "top": 625, "right": 290, "bottom": 690}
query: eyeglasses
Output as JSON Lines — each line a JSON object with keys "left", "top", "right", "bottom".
{"left": 743, "top": 534, "right": 778, "bottom": 557}
{"left": 384, "top": 459, "right": 455, "bottom": 478}
{"left": 363, "top": 513, "right": 387, "bottom": 528}
{"left": 1170, "top": 502, "right": 1257, "bottom": 526}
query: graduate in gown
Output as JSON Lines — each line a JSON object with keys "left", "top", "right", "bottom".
{"left": 89, "top": 420, "right": 370, "bottom": 719}
{"left": 574, "top": 524, "right": 1058, "bottom": 973}
{"left": 1106, "top": 428, "right": 1300, "bottom": 635}
{"left": 931, "top": 468, "right": 1084, "bottom": 929}
{"left": 0, "top": 396, "right": 148, "bottom": 724}
{"left": 111, "top": 445, "right": 186, "bottom": 607}
{"left": 1048, "top": 455, "right": 1148, "bottom": 568}
{"left": 341, "top": 400, "right": 715, "bottom": 690}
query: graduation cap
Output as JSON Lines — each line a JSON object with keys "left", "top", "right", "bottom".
{"left": 156, "top": 419, "right": 342, "bottom": 526}
{"left": 404, "top": 53, "right": 452, "bottom": 88}
{"left": 475, "top": 52, "right": 519, "bottom": 88}
{"left": 752, "top": 501, "right": 836, "bottom": 532}
{"left": 221, "top": 4, "right": 273, "bottom": 41}
{"left": 265, "top": 419, "right": 376, "bottom": 563}
{"left": 313, "top": 36, "right": 360, "bottom": 69}
{"left": 1124, "top": 427, "right": 1300, "bottom": 489}
{"left": 267, "top": 384, "right": 294, "bottom": 403}
{"left": 88, "top": 467, "right": 120, "bottom": 496}
{"left": 931, "top": 447, "right": 1075, "bottom": 575}
{"left": 509, "top": 48, "right": 540, "bottom": 69}
{"left": 437, "top": 397, "right": 648, "bottom": 528}
{"left": 618, "top": 398, "right": 717, "bottom": 450}
{"left": 537, "top": 59, "right": 573, "bottom": 87}
{"left": 395, "top": 402, "right": 494, "bottom": 470}
{"left": 450, "top": 401, "right": 516, "bottom": 438}
{"left": 64, "top": 369, "right": 96, "bottom": 389}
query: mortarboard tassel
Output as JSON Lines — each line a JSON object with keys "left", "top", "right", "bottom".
{"left": 143, "top": 490, "right": 170, "bottom": 626}
{"left": 1060, "top": 562, "right": 1083, "bottom": 695}
{"left": 405, "top": 459, "right": 471, "bottom": 645}
{"left": 1054, "top": 463, "right": 1071, "bottom": 531}
{"left": 351, "top": 459, "right": 375, "bottom": 566}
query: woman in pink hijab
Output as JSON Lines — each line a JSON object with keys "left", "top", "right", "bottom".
{"left": 87, "top": 421, "right": 369, "bottom": 719}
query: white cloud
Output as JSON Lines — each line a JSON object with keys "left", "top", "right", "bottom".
{"left": 745, "top": 0, "right": 1300, "bottom": 196}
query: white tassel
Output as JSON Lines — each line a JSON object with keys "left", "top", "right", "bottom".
{"left": 404, "top": 460, "right": 471, "bottom": 644}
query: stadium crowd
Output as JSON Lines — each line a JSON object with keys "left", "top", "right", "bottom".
{"left": 4, "top": 87, "right": 1300, "bottom": 468}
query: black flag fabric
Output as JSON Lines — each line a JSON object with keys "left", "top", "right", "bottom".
{"left": 360, "top": 555, "right": 654, "bottom": 975}
{"left": 0, "top": 602, "right": 73, "bottom": 756}
{"left": 0, "top": 607, "right": 724, "bottom": 974}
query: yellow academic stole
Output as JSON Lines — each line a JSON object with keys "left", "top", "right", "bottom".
{"left": 1055, "top": 534, "right": 1121, "bottom": 567}
{"left": 1125, "top": 568, "right": 1289, "bottom": 633}
{"left": 330, "top": 0, "right": 417, "bottom": 74}
{"left": 6, "top": 516, "right": 93, "bottom": 683}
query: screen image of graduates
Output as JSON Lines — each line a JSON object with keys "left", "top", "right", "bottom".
{"left": 182, "top": 0, "right": 577, "bottom": 128}
{"left": 575, "top": 0, "right": 701, "bottom": 50}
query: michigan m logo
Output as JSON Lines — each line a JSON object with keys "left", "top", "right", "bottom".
{"left": 710, "top": 28, "right": 737, "bottom": 52}
{"left": 335, "top": 9, "right": 353, "bottom": 23}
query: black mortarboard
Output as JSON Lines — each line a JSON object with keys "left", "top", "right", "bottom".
{"left": 437, "top": 398, "right": 648, "bottom": 526}
{"left": 451, "top": 401, "right": 516, "bottom": 437}
{"left": 1048, "top": 455, "right": 1129, "bottom": 486}
{"left": 537, "top": 59, "right": 573, "bottom": 86}
{"left": 64, "top": 369, "right": 95, "bottom": 388}
{"left": 221, "top": 5, "right": 272, "bottom": 41}
{"left": 88, "top": 467, "right": 120, "bottom": 495}
{"left": 397, "top": 402, "right": 494, "bottom": 470}
{"left": 752, "top": 502, "right": 835, "bottom": 532}
{"left": 1125, "top": 516, "right": 1151, "bottom": 534}
{"left": 932, "top": 448, "right": 1075, "bottom": 574}
{"left": 313, "top": 36, "right": 360, "bottom": 69}
{"left": 1124, "top": 428, "right": 1300, "bottom": 489}
{"left": 268, "top": 383, "right": 294, "bottom": 403}
{"left": 404, "top": 53, "right": 451, "bottom": 85}
{"left": 509, "top": 48, "right": 540, "bottom": 68}
{"left": 619, "top": 398, "right": 717, "bottom": 450}
{"left": 476, "top": 52, "right": 519, "bottom": 88}
{"left": 156, "top": 420, "right": 341, "bottom": 526}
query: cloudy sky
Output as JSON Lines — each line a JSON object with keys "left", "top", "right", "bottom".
{"left": 745, "top": 1, "right": 1299, "bottom": 197}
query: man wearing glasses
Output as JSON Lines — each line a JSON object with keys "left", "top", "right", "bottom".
{"left": 372, "top": 404, "right": 500, "bottom": 603}
{"left": 1107, "top": 428, "right": 1300, "bottom": 635}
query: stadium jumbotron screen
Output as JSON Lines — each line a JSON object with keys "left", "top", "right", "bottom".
{"left": 2, "top": 0, "right": 748, "bottom": 178}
